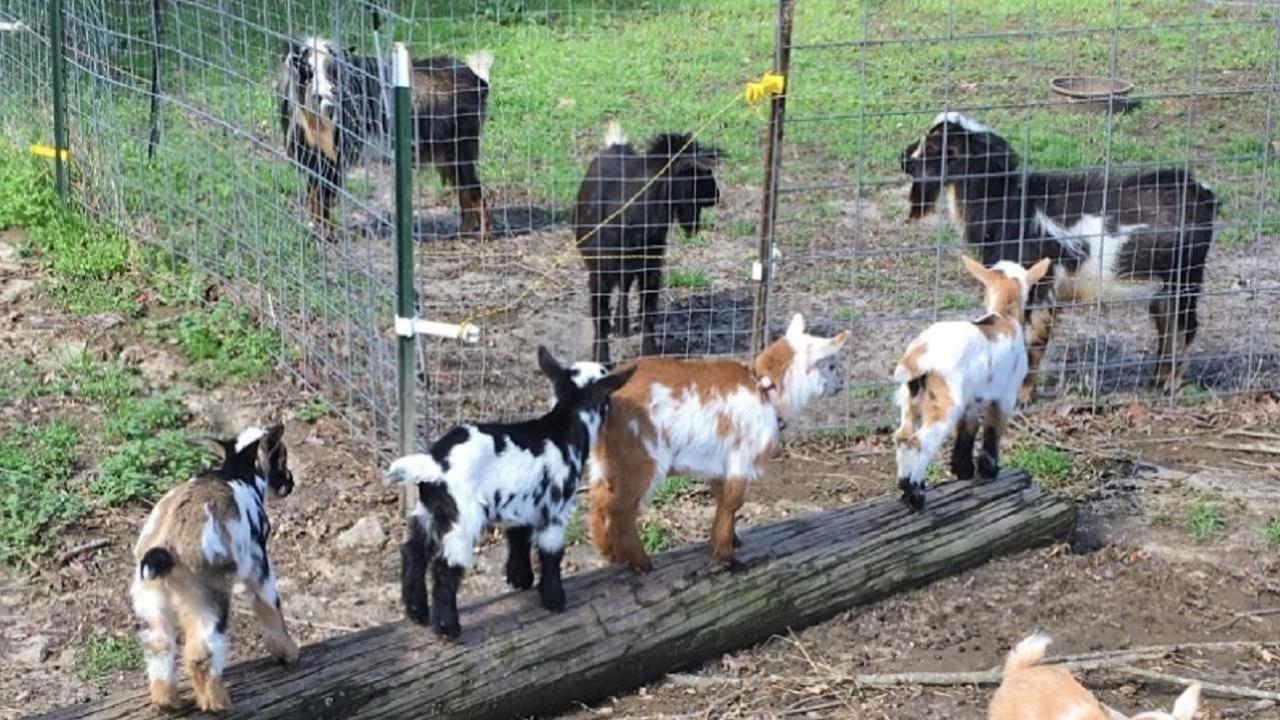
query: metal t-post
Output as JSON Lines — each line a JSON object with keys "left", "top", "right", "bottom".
{"left": 393, "top": 42, "right": 415, "bottom": 516}
{"left": 49, "top": 0, "right": 69, "bottom": 200}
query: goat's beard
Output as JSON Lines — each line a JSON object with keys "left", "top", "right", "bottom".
{"left": 295, "top": 105, "right": 338, "bottom": 162}
{"left": 906, "top": 178, "right": 941, "bottom": 220}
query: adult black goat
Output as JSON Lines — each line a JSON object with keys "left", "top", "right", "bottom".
{"left": 575, "top": 122, "right": 722, "bottom": 364}
{"left": 901, "top": 112, "right": 1218, "bottom": 398}
{"left": 279, "top": 37, "right": 492, "bottom": 240}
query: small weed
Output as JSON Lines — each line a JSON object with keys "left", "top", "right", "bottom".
{"left": 296, "top": 399, "right": 331, "bottom": 424}
{"left": 640, "top": 520, "right": 673, "bottom": 554}
{"left": 76, "top": 633, "right": 143, "bottom": 682}
{"left": 104, "top": 393, "right": 190, "bottom": 441}
{"left": 0, "top": 423, "right": 84, "bottom": 564}
{"left": 62, "top": 354, "right": 142, "bottom": 407}
{"left": 175, "top": 301, "right": 279, "bottom": 386}
{"left": 1263, "top": 520, "right": 1280, "bottom": 545}
{"left": 563, "top": 502, "right": 586, "bottom": 546}
{"left": 836, "top": 307, "right": 860, "bottom": 323}
{"left": 1150, "top": 513, "right": 1174, "bottom": 528}
{"left": 729, "top": 219, "right": 755, "bottom": 237}
{"left": 1007, "top": 439, "right": 1071, "bottom": 485}
{"left": 0, "top": 358, "right": 63, "bottom": 404}
{"left": 926, "top": 463, "right": 943, "bottom": 482}
{"left": 849, "top": 385, "right": 894, "bottom": 401}
{"left": 814, "top": 425, "right": 873, "bottom": 441}
{"left": 651, "top": 475, "right": 693, "bottom": 509}
{"left": 92, "top": 430, "right": 212, "bottom": 505}
{"left": 665, "top": 268, "right": 711, "bottom": 290}
{"left": 1186, "top": 501, "right": 1227, "bottom": 543}
{"left": 938, "top": 292, "right": 974, "bottom": 311}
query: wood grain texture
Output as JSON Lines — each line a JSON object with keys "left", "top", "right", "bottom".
{"left": 37, "top": 471, "right": 1075, "bottom": 720}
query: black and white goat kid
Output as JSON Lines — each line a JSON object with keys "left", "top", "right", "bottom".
{"left": 901, "top": 112, "right": 1218, "bottom": 398}
{"left": 575, "top": 122, "right": 723, "bottom": 364}
{"left": 131, "top": 424, "right": 295, "bottom": 712}
{"left": 279, "top": 37, "right": 493, "bottom": 239}
{"left": 385, "top": 347, "right": 634, "bottom": 639}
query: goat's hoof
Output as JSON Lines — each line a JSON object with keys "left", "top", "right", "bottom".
{"left": 148, "top": 680, "right": 182, "bottom": 710}
{"left": 978, "top": 459, "right": 1000, "bottom": 480}
{"left": 197, "top": 679, "right": 232, "bottom": 713}
{"left": 951, "top": 459, "right": 976, "bottom": 481}
{"left": 898, "top": 478, "right": 926, "bottom": 512}
{"left": 405, "top": 602, "right": 431, "bottom": 626}
{"left": 625, "top": 555, "right": 654, "bottom": 574}
{"left": 539, "top": 584, "right": 567, "bottom": 613}
{"left": 432, "top": 616, "right": 462, "bottom": 640}
{"left": 505, "top": 564, "right": 535, "bottom": 591}
{"left": 269, "top": 636, "right": 300, "bottom": 666}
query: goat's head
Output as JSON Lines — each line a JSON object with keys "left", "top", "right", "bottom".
{"left": 232, "top": 423, "right": 295, "bottom": 498}
{"left": 648, "top": 134, "right": 724, "bottom": 236}
{"left": 961, "top": 254, "right": 1052, "bottom": 319}
{"left": 755, "top": 314, "right": 850, "bottom": 419}
{"left": 282, "top": 37, "right": 343, "bottom": 160}
{"left": 1102, "top": 684, "right": 1200, "bottom": 720}
{"left": 901, "top": 112, "right": 1016, "bottom": 220}
{"left": 537, "top": 346, "right": 635, "bottom": 421}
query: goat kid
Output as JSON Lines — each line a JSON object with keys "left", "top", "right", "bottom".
{"left": 901, "top": 111, "right": 1217, "bottom": 399}
{"left": 989, "top": 634, "right": 1202, "bottom": 720}
{"left": 893, "top": 254, "right": 1052, "bottom": 510}
{"left": 385, "top": 347, "right": 634, "bottom": 639}
{"left": 131, "top": 424, "right": 296, "bottom": 712}
{"left": 575, "top": 121, "right": 723, "bottom": 364}
{"left": 280, "top": 37, "right": 493, "bottom": 239}
{"left": 587, "top": 313, "right": 849, "bottom": 572}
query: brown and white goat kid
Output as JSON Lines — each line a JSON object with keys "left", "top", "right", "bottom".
{"left": 989, "top": 634, "right": 1202, "bottom": 720}
{"left": 587, "top": 313, "right": 849, "bottom": 572}
{"left": 131, "top": 425, "right": 296, "bottom": 712}
{"left": 893, "top": 255, "right": 1052, "bottom": 510}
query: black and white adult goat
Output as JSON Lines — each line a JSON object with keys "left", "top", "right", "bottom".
{"left": 385, "top": 347, "right": 634, "bottom": 639}
{"left": 279, "top": 37, "right": 493, "bottom": 239}
{"left": 131, "top": 425, "right": 296, "bottom": 712}
{"left": 575, "top": 122, "right": 723, "bottom": 364}
{"left": 901, "top": 112, "right": 1218, "bottom": 398}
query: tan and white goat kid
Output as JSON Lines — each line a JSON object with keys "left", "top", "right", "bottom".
{"left": 893, "top": 254, "right": 1052, "bottom": 510}
{"left": 989, "top": 634, "right": 1202, "bottom": 720}
{"left": 131, "top": 425, "right": 297, "bottom": 712}
{"left": 587, "top": 313, "right": 849, "bottom": 572}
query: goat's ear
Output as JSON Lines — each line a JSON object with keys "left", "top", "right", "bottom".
{"left": 1170, "top": 684, "right": 1201, "bottom": 720}
{"left": 263, "top": 423, "right": 285, "bottom": 448}
{"left": 227, "top": 437, "right": 261, "bottom": 478}
{"left": 826, "top": 330, "right": 850, "bottom": 353}
{"left": 960, "top": 254, "right": 993, "bottom": 285}
{"left": 1025, "top": 257, "right": 1053, "bottom": 287}
{"left": 590, "top": 365, "right": 636, "bottom": 401}
{"left": 785, "top": 313, "right": 805, "bottom": 340}
{"left": 537, "top": 345, "right": 564, "bottom": 380}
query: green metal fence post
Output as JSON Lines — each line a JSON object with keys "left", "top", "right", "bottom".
{"left": 392, "top": 43, "right": 416, "bottom": 515}
{"left": 49, "top": 0, "right": 69, "bottom": 200}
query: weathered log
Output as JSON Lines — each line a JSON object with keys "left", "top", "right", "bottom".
{"left": 36, "top": 470, "right": 1075, "bottom": 720}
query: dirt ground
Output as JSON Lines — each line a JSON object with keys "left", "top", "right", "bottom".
{"left": 2, "top": 225, "right": 1279, "bottom": 720}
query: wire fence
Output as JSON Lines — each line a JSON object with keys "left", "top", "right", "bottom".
{"left": 0, "top": 1, "right": 1277, "bottom": 452}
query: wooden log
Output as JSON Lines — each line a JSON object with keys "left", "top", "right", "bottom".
{"left": 37, "top": 470, "right": 1074, "bottom": 720}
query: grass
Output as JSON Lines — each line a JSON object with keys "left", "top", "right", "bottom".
{"left": 1263, "top": 520, "right": 1280, "bottom": 545}
{"left": 1007, "top": 438, "right": 1072, "bottom": 485}
{"left": 175, "top": 300, "right": 281, "bottom": 387}
{"left": 563, "top": 502, "right": 586, "bottom": 546}
{"left": 75, "top": 633, "right": 143, "bottom": 682}
{"left": 665, "top": 268, "right": 712, "bottom": 290}
{"left": 938, "top": 292, "right": 974, "bottom": 312}
{"left": 1186, "top": 500, "right": 1227, "bottom": 543}
{"left": 0, "top": 423, "right": 85, "bottom": 564}
{"left": 651, "top": 475, "right": 693, "bottom": 509}
{"left": 61, "top": 353, "right": 143, "bottom": 407}
{"left": 92, "top": 431, "right": 212, "bottom": 506}
{"left": 640, "top": 520, "right": 673, "bottom": 555}
{"left": 296, "top": 399, "right": 332, "bottom": 424}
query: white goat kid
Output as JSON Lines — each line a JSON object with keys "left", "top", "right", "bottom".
{"left": 893, "top": 255, "right": 1052, "bottom": 509}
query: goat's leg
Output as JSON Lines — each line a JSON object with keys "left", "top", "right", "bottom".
{"left": 247, "top": 562, "right": 299, "bottom": 666}
{"left": 950, "top": 406, "right": 979, "bottom": 480}
{"left": 897, "top": 378, "right": 963, "bottom": 511}
{"left": 131, "top": 579, "right": 180, "bottom": 709}
{"left": 428, "top": 557, "right": 465, "bottom": 639}
{"left": 638, "top": 266, "right": 663, "bottom": 357}
{"left": 978, "top": 403, "right": 1009, "bottom": 480}
{"left": 1159, "top": 290, "right": 1199, "bottom": 392}
{"left": 179, "top": 592, "right": 231, "bottom": 713}
{"left": 455, "top": 157, "right": 488, "bottom": 241}
{"left": 614, "top": 273, "right": 638, "bottom": 337}
{"left": 400, "top": 510, "right": 434, "bottom": 626}
{"left": 588, "top": 271, "right": 613, "bottom": 365}
{"left": 504, "top": 526, "right": 535, "bottom": 590}
{"left": 534, "top": 523, "right": 567, "bottom": 612}
{"left": 709, "top": 477, "right": 748, "bottom": 569}
{"left": 605, "top": 467, "right": 656, "bottom": 573}
{"left": 315, "top": 180, "right": 338, "bottom": 242}
{"left": 1150, "top": 296, "right": 1175, "bottom": 390}
{"left": 1020, "top": 306, "right": 1056, "bottom": 404}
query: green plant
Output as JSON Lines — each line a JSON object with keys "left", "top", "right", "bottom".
{"left": 640, "top": 520, "right": 672, "bottom": 554}
{"left": 104, "top": 393, "right": 190, "bottom": 440}
{"left": 175, "top": 301, "right": 280, "bottom": 386}
{"left": 651, "top": 475, "right": 693, "bottom": 509}
{"left": 1263, "top": 520, "right": 1280, "bottom": 545}
{"left": 0, "top": 147, "right": 58, "bottom": 230}
{"left": 563, "top": 502, "right": 586, "bottom": 546}
{"left": 836, "top": 307, "right": 860, "bottom": 323}
{"left": 92, "top": 430, "right": 212, "bottom": 505}
{"left": 61, "top": 354, "right": 142, "bottom": 407}
{"left": 938, "top": 292, "right": 974, "bottom": 311}
{"left": 1186, "top": 500, "right": 1226, "bottom": 543}
{"left": 0, "top": 423, "right": 84, "bottom": 564}
{"left": 1006, "top": 439, "right": 1071, "bottom": 484}
{"left": 295, "top": 399, "right": 331, "bottom": 424}
{"left": 665, "top": 268, "right": 711, "bottom": 290}
{"left": 76, "top": 633, "right": 143, "bottom": 682}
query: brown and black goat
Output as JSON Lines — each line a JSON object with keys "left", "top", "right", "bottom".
{"left": 131, "top": 425, "right": 296, "bottom": 712}
{"left": 901, "top": 112, "right": 1218, "bottom": 398}
{"left": 279, "top": 37, "right": 493, "bottom": 240}
{"left": 575, "top": 122, "right": 722, "bottom": 364}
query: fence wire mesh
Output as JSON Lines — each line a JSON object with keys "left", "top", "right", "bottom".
{"left": 0, "top": 1, "right": 1277, "bottom": 450}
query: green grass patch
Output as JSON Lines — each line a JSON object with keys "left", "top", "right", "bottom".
{"left": 938, "top": 292, "right": 974, "bottom": 312}
{"left": 61, "top": 353, "right": 143, "bottom": 407}
{"left": 563, "top": 502, "right": 586, "bottom": 546}
{"left": 1263, "top": 520, "right": 1280, "bottom": 545}
{"left": 640, "top": 520, "right": 673, "bottom": 554}
{"left": 651, "top": 475, "right": 693, "bottom": 509}
{"left": 104, "top": 392, "right": 191, "bottom": 441}
{"left": 92, "top": 430, "right": 212, "bottom": 506}
{"left": 176, "top": 301, "right": 280, "bottom": 387}
{"left": 665, "top": 268, "right": 712, "bottom": 290}
{"left": 836, "top": 307, "right": 860, "bottom": 323}
{"left": 1007, "top": 439, "right": 1072, "bottom": 485}
{"left": 75, "top": 633, "right": 143, "bottom": 682}
{"left": 1186, "top": 500, "right": 1227, "bottom": 543}
{"left": 0, "top": 422, "right": 85, "bottom": 564}
{"left": 296, "top": 399, "right": 332, "bottom": 424}
{"left": 0, "top": 358, "right": 64, "bottom": 404}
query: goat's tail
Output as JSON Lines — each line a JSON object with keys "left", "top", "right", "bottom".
{"left": 1003, "top": 633, "right": 1051, "bottom": 675}
{"left": 385, "top": 454, "right": 446, "bottom": 487}
{"left": 139, "top": 547, "right": 175, "bottom": 581}
{"left": 465, "top": 49, "right": 494, "bottom": 83}
{"left": 604, "top": 120, "right": 626, "bottom": 148}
